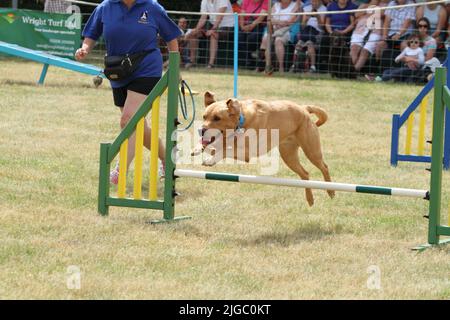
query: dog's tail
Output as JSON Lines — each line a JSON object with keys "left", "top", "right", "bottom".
{"left": 306, "top": 105, "right": 328, "bottom": 127}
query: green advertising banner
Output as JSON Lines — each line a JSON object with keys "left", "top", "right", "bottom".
{"left": 0, "top": 9, "right": 81, "bottom": 59}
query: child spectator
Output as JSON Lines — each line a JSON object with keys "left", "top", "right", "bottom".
{"left": 290, "top": 0, "right": 327, "bottom": 73}
{"left": 381, "top": 34, "right": 425, "bottom": 82}
{"left": 164, "top": 17, "right": 192, "bottom": 68}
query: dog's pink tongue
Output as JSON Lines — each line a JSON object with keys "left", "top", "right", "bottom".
{"left": 201, "top": 138, "right": 209, "bottom": 147}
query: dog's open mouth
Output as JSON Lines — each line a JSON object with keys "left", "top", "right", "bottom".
{"left": 201, "top": 135, "right": 216, "bottom": 148}
{"left": 199, "top": 128, "right": 222, "bottom": 149}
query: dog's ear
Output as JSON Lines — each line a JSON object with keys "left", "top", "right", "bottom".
{"left": 204, "top": 91, "right": 216, "bottom": 107}
{"left": 226, "top": 98, "right": 240, "bottom": 115}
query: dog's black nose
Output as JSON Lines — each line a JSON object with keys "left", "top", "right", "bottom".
{"left": 198, "top": 127, "right": 207, "bottom": 136}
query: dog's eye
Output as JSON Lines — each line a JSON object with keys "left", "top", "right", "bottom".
{"left": 213, "top": 116, "right": 221, "bottom": 121}
{"left": 203, "top": 115, "right": 207, "bottom": 120}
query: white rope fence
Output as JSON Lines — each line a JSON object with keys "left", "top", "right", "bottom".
{"left": 59, "top": 0, "right": 449, "bottom": 17}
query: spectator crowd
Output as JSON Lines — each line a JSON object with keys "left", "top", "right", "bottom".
{"left": 169, "top": 0, "right": 450, "bottom": 83}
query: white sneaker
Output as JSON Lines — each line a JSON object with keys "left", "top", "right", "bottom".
{"left": 309, "top": 65, "right": 317, "bottom": 73}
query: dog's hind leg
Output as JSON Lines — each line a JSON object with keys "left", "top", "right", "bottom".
{"left": 298, "top": 135, "right": 335, "bottom": 199}
{"left": 279, "top": 142, "right": 314, "bottom": 206}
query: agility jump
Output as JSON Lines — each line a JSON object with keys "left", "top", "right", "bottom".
{"left": 98, "top": 52, "right": 450, "bottom": 251}
{"left": 391, "top": 52, "right": 450, "bottom": 169}
{"left": 0, "top": 40, "right": 104, "bottom": 85}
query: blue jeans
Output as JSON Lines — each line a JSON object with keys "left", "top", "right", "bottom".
{"left": 382, "top": 67, "right": 421, "bottom": 83}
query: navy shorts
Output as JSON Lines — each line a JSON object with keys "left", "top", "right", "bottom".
{"left": 112, "top": 77, "right": 160, "bottom": 107}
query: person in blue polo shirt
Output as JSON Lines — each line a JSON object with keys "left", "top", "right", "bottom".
{"left": 75, "top": 0, "right": 181, "bottom": 185}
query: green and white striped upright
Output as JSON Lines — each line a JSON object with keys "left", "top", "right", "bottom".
{"left": 415, "top": 67, "right": 450, "bottom": 250}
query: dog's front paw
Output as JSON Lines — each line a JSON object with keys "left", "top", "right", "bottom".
{"left": 202, "top": 155, "right": 216, "bottom": 166}
{"left": 191, "top": 146, "right": 203, "bottom": 156}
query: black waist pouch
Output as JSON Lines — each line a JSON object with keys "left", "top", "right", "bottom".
{"left": 103, "top": 49, "right": 154, "bottom": 81}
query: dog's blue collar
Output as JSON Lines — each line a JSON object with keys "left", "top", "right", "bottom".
{"left": 236, "top": 113, "right": 245, "bottom": 131}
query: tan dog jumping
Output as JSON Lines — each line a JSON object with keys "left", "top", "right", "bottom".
{"left": 192, "top": 91, "right": 334, "bottom": 206}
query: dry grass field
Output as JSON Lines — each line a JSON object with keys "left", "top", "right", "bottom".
{"left": 0, "top": 58, "right": 449, "bottom": 299}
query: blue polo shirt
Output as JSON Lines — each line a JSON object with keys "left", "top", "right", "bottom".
{"left": 82, "top": 0, "right": 181, "bottom": 88}
{"left": 327, "top": 1, "right": 358, "bottom": 32}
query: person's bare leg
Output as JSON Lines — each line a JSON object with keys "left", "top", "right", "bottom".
{"left": 186, "top": 31, "right": 200, "bottom": 64}
{"left": 260, "top": 34, "right": 268, "bottom": 51}
{"left": 143, "top": 121, "right": 165, "bottom": 165}
{"left": 275, "top": 38, "right": 285, "bottom": 73}
{"left": 208, "top": 32, "right": 219, "bottom": 66}
{"left": 121, "top": 90, "right": 165, "bottom": 170}
{"left": 350, "top": 44, "right": 361, "bottom": 65}
{"left": 355, "top": 48, "right": 370, "bottom": 72}
{"left": 308, "top": 44, "right": 316, "bottom": 67}
{"left": 375, "top": 40, "right": 386, "bottom": 61}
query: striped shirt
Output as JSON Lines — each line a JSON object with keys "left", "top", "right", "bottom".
{"left": 385, "top": 1, "right": 415, "bottom": 37}
{"left": 44, "top": 0, "right": 71, "bottom": 13}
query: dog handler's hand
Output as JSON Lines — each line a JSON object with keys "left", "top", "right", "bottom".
{"left": 75, "top": 48, "right": 88, "bottom": 61}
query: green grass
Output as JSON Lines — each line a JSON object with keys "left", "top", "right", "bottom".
{"left": 0, "top": 59, "right": 449, "bottom": 299}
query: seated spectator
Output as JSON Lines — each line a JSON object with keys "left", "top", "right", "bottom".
{"left": 177, "top": 17, "right": 192, "bottom": 66}
{"left": 162, "top": 17, "right": 192, "bottom": 69}
{"left": 238, "top": 0, "right": 269, "bottom": 69}
{"left": 350, "top": 0, "right": 385, "bottom": 73}
{"left": 321, "top": 0, "right": 357, "bottom": 73}
{"left": 375, "top": 0, "right": 415, "bottom": 70}
{"left": 290, "top": 0, "right": 327, "bottom": 73}
{"left": 324, "top": 0, "right": 357, "bottom": 36}
{"left": 381, "top": 33, "right": 425, "bottom": 83}
{"left": 258, "top": 0, "right": 301, "bottom": 73}
{"left": 416, "top": 17, "right": 437, "bottom": 62}
{"left": 415, "top": 0, "right": 447, "bottom": 45}
{"left": 185, "top": 0, "right": 234, "bottom": 68}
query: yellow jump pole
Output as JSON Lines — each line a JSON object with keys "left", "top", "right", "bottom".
{"left": 133, "top": 118, "right": 145, "bottom": 199}
{"left": 448, "top": 204, "right": 450, "bottom": 227}
{"left": 149, "top": 96, "right": 160, "bottom": 200}
{"left": 117, "top": 139, "right": 128, "bottom": 198}
{"left": 405, "top": 112, "right": 415, "bottom": 155}
{"left": 417, "top": 95, "right": 428, "bottom": 156}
